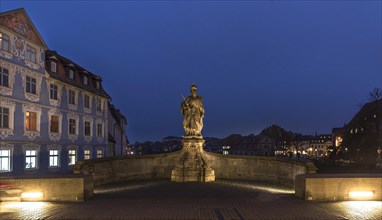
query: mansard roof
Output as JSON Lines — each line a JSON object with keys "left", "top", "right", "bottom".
{"left": 345, "top": 99, "right": 382, "bottom": 129}
{"left": 45, "top": 50, "right": 110, "bottom": 99}
{"left": 109, "top": 103, "right": 127, "bottom": 125}
{"left": 0, "top": 8, "right": 48, "bottom": 48}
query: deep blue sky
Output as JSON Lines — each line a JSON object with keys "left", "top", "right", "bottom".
{"left": 2, "top": 1, "right": 381, "bottom": 142}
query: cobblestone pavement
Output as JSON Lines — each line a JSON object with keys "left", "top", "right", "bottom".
{"left": 1, "top": 180, "right": 381, "bottom": 220}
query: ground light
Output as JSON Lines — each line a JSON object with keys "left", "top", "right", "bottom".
{"left": 348, "top": 191, "right": 374, "bottom": 200}
{"left": 341, "top": 201, "right": 382, "bottom": 219}
{"left": 21, "top": 192, "right": 43, "bottom": 201}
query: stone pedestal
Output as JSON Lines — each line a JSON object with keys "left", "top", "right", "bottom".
{"left": 171, "top": 137, "right": 215, "bottom": 182}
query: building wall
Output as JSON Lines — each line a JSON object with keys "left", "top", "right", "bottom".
{"left": 0, "top": 10, "right": 109, "bottom": 176}
{"left": 107, "top": 107, "right": 128, "bottom": 157}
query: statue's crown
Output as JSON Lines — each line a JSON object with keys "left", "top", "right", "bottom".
{"left": 191, "top": 84, "right": 197, "bottom": 90}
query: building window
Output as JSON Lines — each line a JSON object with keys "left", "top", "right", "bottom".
{"left": 26, "top": 45, "right": 36, "bottom": 63}
{"left": 97, "top": 150, "right": 103, "bottom": 158}
{"left": 50, "top": 84, "right": 58, "bottom": 100}
{"left": 85, "top": 121, "right": 91, "bottom": 136}
{"left": 25, "top": 150, "right": 37, "bottom": 169}
{"left": 26, "top": 76, "right": 37, "bottom": 94}
{"left": 50, "top": 61, "right": 57, "bottom": 72}
{"left": 25, "top": 111, "right": 37, "bottom": 131}
{"left": 97, "top": 123, "right": 103, "bottom": 137}
{"left": 0, "top": 150, "right": 11, "bottom": 172}
{"left": 0, "top": 67, "right": 9, "bottom": 87}
{"left": 83, "top": 76, "right": 88, "bottom": 85}
{"left": 69, "top": 119, "right": 76, "bottom": 135}
{"left": 50, "top": 115, "right": 59, "bottom": 133}
{"left": 68, "top": 69, "right": 74, "bottom": 79}
{"left": 84, "top": 95, "right": 90, "bottom": 108}
{"left": 0, "top": 107, "right": 9, "bottom": 128}
{"left": 84, "top": 149, "right": 91, "bottom": 160}
{"left": 49, "top": 150, "right": 59, "bottom": 167}
{"left": 0, "top": 33, "right": 10, "bottom": 52}
{"left": 96, "top": 98, "right": 102, "bottom": 111}
{"left": 68, "top": 150, "right": 76, "bottom": 165}
{"left": 95, "top": 80, "right": 100, "bottom": 89}
{"left": 68, "top": 90, "right": 76, "bottom": 105}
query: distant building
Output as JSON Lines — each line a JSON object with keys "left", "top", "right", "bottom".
{"left": 335, "top": 99, "right": 382, "bottom": 165}
{"left": 225, "top": 134, "right": 276, "bottom": 156}
{"left": 108, "top": 103, "right": 128, "bottom": 156}
{"left": 309, "top": 134, "right": 332, "bottom": 157}
{"left": 204, "top": 137, "right": 224, "bottom": 154}
{"left": 0, "top": 8, "right": 127, "bottom": 175}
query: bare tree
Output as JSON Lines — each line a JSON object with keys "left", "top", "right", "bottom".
{"left": 369, "top": 88, "right": 382, "bottom": 101}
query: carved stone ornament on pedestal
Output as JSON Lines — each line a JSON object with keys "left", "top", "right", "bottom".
{"left": 171, "top": 84, "right": 215, "bottom": 182}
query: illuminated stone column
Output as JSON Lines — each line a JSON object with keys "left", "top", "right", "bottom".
{"left": 171, "top": 137, "right": 215, "bottom": 182}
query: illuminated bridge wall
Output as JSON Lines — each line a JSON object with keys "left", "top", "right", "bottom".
{"left": 75, "top": 151, "right": 316, "bottom": 186}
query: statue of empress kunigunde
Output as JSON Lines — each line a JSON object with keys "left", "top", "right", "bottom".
{"left": 181, "top": 84, "right": 204, "bottom": 137}
{"left": 172, "top": 84, "right": 215, "bottom": 182}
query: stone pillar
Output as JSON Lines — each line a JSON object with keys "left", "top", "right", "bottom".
{"left": 171, "top": 137, "right": 215, "bottom": 182}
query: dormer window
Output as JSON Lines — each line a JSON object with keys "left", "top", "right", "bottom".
{"left": 96, "top": 80, "right": 100, "bottom": 89}
{"left": 50, "top": 61, "right": 57, "bottom": 73}
{"left": 0, "top": 32, "right": 10, "bottom": 52}
{"left": 68, "top": 69, "right": 74, "bottom": 80}
{"left": 83, "top": 76, "right": 88, "bottom": 85}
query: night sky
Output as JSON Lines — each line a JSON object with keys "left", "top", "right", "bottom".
{"left": 2, "top": 1, "right": 381, "bottom": 142}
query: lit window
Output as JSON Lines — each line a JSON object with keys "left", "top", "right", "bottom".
{"left": 374, "top": 114, "right": 377, "bottom": 118}
{"left": 0, "top": 150, "right": 11, "bottom": 172}
{"left": 49, "top": 150, "right": 59, "bottom": 167}
{"left": 69, "top": 119, "right": 76, "bottom": 135}
{"left": 0, "top": 67, "right": 9, "bottom": 87}
{"left": 26, "top": 45, "right": 36, "bottom": 63}
{"left": 68, "top": 150, "right": 76, "bottom": 165}
{"left": 97, "top": 150, "right": 103, "bottom": 158}
{"left": 50, "top": 84, "right": 58, "bottom": 100}
{"left": 68, "top": 69, "right": 74, "bottom": 79}
{"left": 84, "top": 121, "right": 91, "bottom": 136}
{"left": 0, "top": 107, "right": 9, "bottom": 128}
{"left": 96, "top": 98, "right": 102, "bottom": 111}
{"left": 25, "top": 150, "right": 37, "bottom": 169}
{"left": 68, "top": 90, "right": 76, "bottom": 105}
{"left": 25, "top": 111, "right": 37, "bottom": 131}
{"left": 355, "top": 128, "right": 358, "bottom": 133}
{"left": 97, "top": 123, "right": 103, "bottom": 137}
{"left": 0, "top": 33, "right": 10, "bottom": 52}
{"left": 84, "top": 95, "right": 90, "bottom": 108}
{"left": 26, "top": 76, "right": 37, "bottom": 94}
{"left": 50, "top": 61, "right": 57, "bottom": 72}
{"left": 83, "top": 76, "right": 88, "bottom": 85}
{"left": 84, "top": 149, "right": 91, "bottom": 160}
{"left": 50, "top": 115, "right": 59, "bottom": 133}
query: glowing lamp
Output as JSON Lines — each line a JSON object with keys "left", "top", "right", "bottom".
{"left": 348, "top": 191, "right": 374, "bottom": 200}
{"left": 21, "top": 192, "right": 43, "bottom": 200}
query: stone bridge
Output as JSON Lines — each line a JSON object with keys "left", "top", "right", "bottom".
{"left": 74, "top": 151, "right": 317, "bottom": 187}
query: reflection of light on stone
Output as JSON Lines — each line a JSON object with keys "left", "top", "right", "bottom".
{"left": 95, "top": 182, "right": 161, "bottom": 194}
{"left": 250, "top": 186, "right": 294, "bottom": 194}
{"left": 1, "top": 202, "right": 48, "bottom": 214}
{"left": 348, "top": 191, "right": 374, "bottom": 200}
{"left": 21, "top": 192, "right": 43, "bottom": 200}
{"left": 341, "top": 201, "right": 382, "bottom": 219}
{"left": 219, "top": 181, "right": 294, "bottom": 194}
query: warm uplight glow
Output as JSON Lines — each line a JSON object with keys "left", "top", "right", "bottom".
{"left": 341, "top": 201, "right": 382, "bottom": 219}
{"left": 348, "top": 191, "right": 374, "bottom": 200}
{"left": 21, "top": 192, "right": 43, "bottom": 200}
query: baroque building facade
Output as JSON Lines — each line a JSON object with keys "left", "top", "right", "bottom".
{"left": 0, "top": 8, "right": 122, "bottom": 175}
